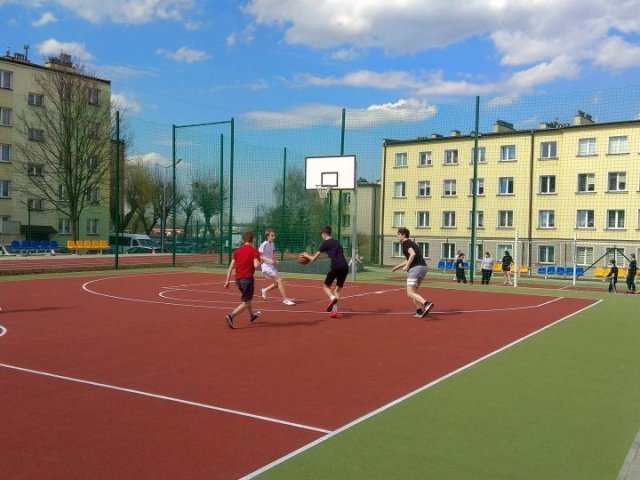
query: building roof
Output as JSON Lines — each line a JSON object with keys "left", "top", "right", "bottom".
{"left": 0, "top": 54, "right": 111, "bottom": 85}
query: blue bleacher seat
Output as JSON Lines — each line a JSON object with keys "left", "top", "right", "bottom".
{"left": 10, "top": 240, "right": 20, "bottom": 251}
{"left": 546, "top": 266, "right": 556, "bottom": 275}
{"left": 565, "top": 267, "right": 574, "bottom": 276}
{"left": 576, "top": 267, "right": 585, "bottom": 277}
{"left": 445, "top": 261, "right": 454, "bottom": 270}
{"left": 20, "top": 240, "right": 29, "bottom": 252}
{"left": 537, "top": 267, "right": 547, "bottom": 275}
{"left": 463, "top": 262, "right": 470, "bottom": 269}
{"left": 437, "top": 260, "right": 445, "bottom": 270}
{"left": 556, "top": 266, "right": 565, "bottom": 276}
{"left": 50, "top": 240, "right": 59, "bottom": 250}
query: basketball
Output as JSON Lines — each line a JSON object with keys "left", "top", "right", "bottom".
{"left": 298, "top": 254, "right": 310, "bottom": 265}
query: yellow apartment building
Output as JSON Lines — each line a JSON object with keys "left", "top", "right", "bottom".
{"left": 0, "top": 48, "right": 112, "bottom": 247}
{"left": 336, "top": 182, "right": 381, "bottom": 262}
{"left": 380, "top": 112, "right": 640, "bottom": 271}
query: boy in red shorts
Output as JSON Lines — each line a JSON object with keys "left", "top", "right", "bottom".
{"left": 223, "top": 231, "right": 262, "bottom": 329}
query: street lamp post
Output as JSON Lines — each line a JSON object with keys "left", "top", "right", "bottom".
{"left": 156, "top": 159, "right": 182, "bottom": 252}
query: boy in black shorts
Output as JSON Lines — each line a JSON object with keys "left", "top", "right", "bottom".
{"left": 300, "top": 226, "right": 349, "bottom": 318}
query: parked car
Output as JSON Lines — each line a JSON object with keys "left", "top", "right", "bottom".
{"left": 109, "top": 233, "right": 155, "bottom": 253}
{"left": 125, "top": 246, "right": 171, "bottom": 254}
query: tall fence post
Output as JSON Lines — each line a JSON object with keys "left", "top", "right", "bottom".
{"left": 219, "top": 133, "right": 224, "bottom": 265}
{"left": 470, "top": 96, "right": 480, "bottom": 284}
{"left": 114, "top": 110, "right": 120, "bottom": 270}
{"left": 227, "top": 118, "right": 235, "bottom": 264}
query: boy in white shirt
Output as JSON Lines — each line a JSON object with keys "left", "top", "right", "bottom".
{"left": 259, "top": 229, "right": 296, "bottom": 306}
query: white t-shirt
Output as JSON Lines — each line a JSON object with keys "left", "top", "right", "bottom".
{"left": 481, "top": 257, "right": 495, "bottom": 270}
{"left": 259, "top": 241, "right": 277, "bottom": 275}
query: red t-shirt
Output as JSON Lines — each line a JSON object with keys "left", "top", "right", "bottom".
{"left": 233, "top": 243, "right": 260, "bottom": 279}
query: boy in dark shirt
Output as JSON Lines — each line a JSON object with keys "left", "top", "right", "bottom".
{"left": 391, "top": 228, "right": 434, "bottom": 318}
{"left": 455, "top": 251, "right": 467, "bottom": 284}
{"left": 300, "top": 226, "right": 349, "bottom": 318}
{"left": 604, "top": 259, "right": 618, "bottom": 294}
{"left": 627, "top": 253, "right": 637, "bottom": 294}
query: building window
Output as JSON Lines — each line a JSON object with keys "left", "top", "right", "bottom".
{"left": 608, "top": 136, "right": 628, "bottom": 155}
{"left": 498, "top": 210, "right": 514, "bottom": 228}
{"left": 0, "top": 70, "right": 12, "bottom": 89}
{"left": 392, "top": 212, "right": 405, "bottom": 228}
{"left": 58, "top": 218, "right": 70, "bottom": 234}
{"left": 341, "top": 236, "right": 351, "bottom": 249}
{"left": 87, "top": 188, "right": 99, "bottom": 204}
{"left": 469, "top": 178, "right": 484, "bottom": 196}
{"left": 341, "top": 214, "right": 350, "bottom": 227}
{"left": 442, "top": 242, "right": 456, "bottom": 259}
{"left": 540, "top": 141, "right": 557, "bottom": 159}
{"left": 59, "top": 185, "right": 68, "bottom": 201}
{"left": 61, "top": 83, "right": 72, "bottom": 101}
{"left": 442, "top": 211, "right": 456, "bottom": 228}
{"left": 578, "top": 138, "right": 596, "bottom": 156}
{"left": 0, "top": 144, "right": 10, "bottom": 162}
{"left": 28, "top": 199, "right": 44, "bottom": 211}
{"left": 28, "top": 92, "right": 44, "bottom": 107}
{"left": 607, "top": 172, "right": 626, "bottom": 192}
{"left": 418, "top": 151, "right": 432, "bottom": 166}
{"left": 576, "top": 247, "right": 594, "bottom": 266}
{"left": 538, "top": 245, "right": 555, "bottom": 264}
{"left": 416, "top": 211, "right": 430, "bottom": 228}
{"left": 417, "top": 180, "right": 431, "bottom": 197}
{"left": 341, "top": 192, "right": 351, "bottom": 204}
{"left": 443, "top": 179, "right": 457, "bottom": 196}
{"left": 0, "top": 107, "right": 12, "bottom": 126}
{"left": 606, "top": 247, "right": 626, "bottom": 267}
{"left": 87, "top": 218, "right": 99, "bottom": 235}
{"left": 539, "top": 175, "right": 556, "bottom": 194}
{"left": 469, "top": 210, "right": 484, "bottom": 228}
{"left": 470, "top": 146, "right": 486, "bottom": 163}
{"left": 88, "top": 155, "right": 99, "bottom": 172}
{"left": 576, "top": 210, "right": 595, "bottom": 228}
{"left": 498, "top": 177, "right": 514, "bottom": 195}
{"left": 417, "top": 242, "right": 429, "bottom": 258}
{"left": 28, "top": 128, "right": 44, "bottom": 142}
{"left": 538, "top": 210, "right": 555, "bottom": 228}
{"left": 500, "top": 145, "right": 516, "bottom": 161}
{"left": 607, "top": 210, "right": 625, "bottom": 229}
{"left": 88, "top": 88, "right": 100, "bottom": 106}
{"left": 497, "top": 244, "right": 513, "bottom": 259}
{"left": 0, "top": 179, "right": 10, "bottom": 198}
{"left": 577, "top": 173, "right": 595, "bottom": 193}
{"left": 27, "top": 164, "right": 44, "bottom": 176}
{"left": 391, "top": 241, "right": 403, "bottom": 257}
{"left": 444, "top": 149, "right": 458, "bottom": 165}
{"left": 395, "top": 152, "right": 407, "bottom": 167}
{"left": 393, "top": 181, "right": 406, "bottom": 198}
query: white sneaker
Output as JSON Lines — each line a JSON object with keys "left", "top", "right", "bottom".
{"left": 282, "top": 299, "right": 296, "bottom": 306}
{"left": 261, "top": 288, "right": 268, "bottom": 300}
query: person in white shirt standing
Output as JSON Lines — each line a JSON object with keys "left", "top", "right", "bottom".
{"left": 481, "top": 252, "right": 495, "bottom": 285}
{"left": 259, "top": 229, "right": 296, "bottom": 306}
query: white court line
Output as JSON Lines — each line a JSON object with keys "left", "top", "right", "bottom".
{"left": 84, "top": 277, "right": 569, "bottom": 317}
{"left": 0, "top": 325, "right": 6, "bottom": 337}
{"left": 240, "top": 298, "right": 603, "bottom": 479}
{"left": 0, "top": 362, "right": 331, "bottom": 435}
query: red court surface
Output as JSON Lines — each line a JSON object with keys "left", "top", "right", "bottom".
{"left": 0, "top": 272, "right": 597, "bottom": 479}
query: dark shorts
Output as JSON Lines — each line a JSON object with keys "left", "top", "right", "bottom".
{"left": 325, "top": 265, "right": 349, "bottom": 288}
{"left": 235, "top": 278, "right": 255, "bottom": 302}
{"left": 502, "top": 265, "right": 511, "bottom": 272}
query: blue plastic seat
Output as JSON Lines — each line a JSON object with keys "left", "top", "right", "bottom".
{"left": 10, "top": 240, "right": 20, "bottom": 251}
{"left": 575, "top": 267, "right": 585, "bottom": 277}
{"left": 565, "top": 267, "right": 574, "bottom": 276}
{"left": 546, "top": 266, "right": 556, "bottom": 275}
{"left": 445, "top": 261, "right": 454, "bottom": 270}
{"left": 437, "top": 260, "right": 445, "bottom": 270}
{"left": 20, "top": 240, "right": 29, "bottom": 252}
{"left": 463, "top": 262, "right": 470, "bottom": 269}
{"left": 537, "top": 267, "right": 547, "bottom": 275}
{"left": 50, "top": 240, "right": 59, "bottom": 250}
{"left": 556, "top": 266, "right": 565, "bottom": 276}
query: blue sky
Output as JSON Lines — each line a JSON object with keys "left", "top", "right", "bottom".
{"left": 3, "top": 0, "right": 640, "bottom": 126}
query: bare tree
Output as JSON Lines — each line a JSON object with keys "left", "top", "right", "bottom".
{"left": 13, "top": 55, "right": 112, "bottom": 241}
{"left": 192, "top": 171, "right": 226, "bottom": 245}
{"left": 122, "top": 161, "right": 156, "bottom": 232}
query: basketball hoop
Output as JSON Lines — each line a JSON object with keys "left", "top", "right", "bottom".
{"left": 316, "top": 185, "right": 332, "bottom": 199}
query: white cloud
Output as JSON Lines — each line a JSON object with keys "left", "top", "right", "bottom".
{"left": 95, "top": 64, "right": 156, "bottom": 80}
{"left": 32, "top": 12, "right": 58, "bottom": 27}
{"left": 503, "top": 56, "right": 580, "bottom": 93}
{"left": 127, "top": 152, "right": 171, "bottom": 167}
{"left": 156, "top": 46, "right": 210, "bottom": 63}
{"left": 37, "top": 39, "right": 94, "bottom": 61}
{"left": 330, "top": 48, "right": 359, "bottom": 61}
{"left": 56, "top": 0, "right": 195, "bottom": 24}
{"left": 484, "top": 95, "right": 518, "bottom": 109}
{"left": 243, "top": 98, "right": 436, "bottom": 129}
{"left": 111, "top": 93, "right": 142, "bottom": 114}
{"left": 593, "top": 36, "right": 640, "bottom": 70}
{"left": 226, "top": 33, "right": 237, "bottom": 47}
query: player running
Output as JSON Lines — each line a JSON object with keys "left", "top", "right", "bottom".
{"left": 391, "top": 227, "right": 434, "bottom": 318}
{"left": 223, "top": 231, "right": 262, "bottom": 329}
{"left": 259, "top": 229, "right": 296, "bottom": 306}
{"left": 300, "top": 226, "right": 348, "bottom": 318}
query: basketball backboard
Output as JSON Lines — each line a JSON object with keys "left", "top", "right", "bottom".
{"left": 305, "top": 155, "right": 356, "bottom": 190}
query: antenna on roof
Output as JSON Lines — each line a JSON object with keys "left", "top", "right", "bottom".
{"left": 23, "top": 44, "right": 29, "bottom": 60}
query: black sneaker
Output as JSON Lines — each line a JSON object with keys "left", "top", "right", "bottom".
{"left": 419, "top": 302, "right": 434, "bottom": 317}
{"left": 414, "top": 308, "right": 424, "bottom": 318}
{"left": 250, "top": 311, "right": 262, "bottom": 324}
{"left": 225, "top": 314, "right": 236, "bottom": 329}
{"left": 326, "top": 297, "right": 338, "bottom": 312}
